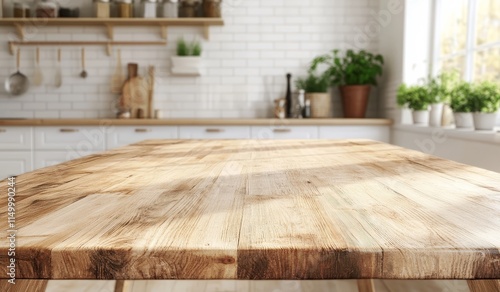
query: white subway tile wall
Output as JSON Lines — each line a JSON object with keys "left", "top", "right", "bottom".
{"left": 0, "top": 0, "right": 382, "bottom": 119}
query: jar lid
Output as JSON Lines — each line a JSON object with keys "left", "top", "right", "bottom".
{"left": 94, "top": 0, "right": 111, "bottom": 3}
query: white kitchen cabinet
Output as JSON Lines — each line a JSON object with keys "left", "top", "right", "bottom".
{"left": 0, "top": 151, "right": 33, "bottom": 179}
{"left": 251, "top": 126, "right": 319, "bottom": 139}
{"left": 179, "top": 126, "right": 251, "bottom": 139}
{"left": 107, "top": 126, "right": 178, "bottom": 149}
{"left": 34, "top": 126, "right": 106, "bottom": 151}
{"left": 319, "top": 126, "right": 390, "bottom": 142}
{"left": 0, "top": 127, "right": 33, "bottom": 150}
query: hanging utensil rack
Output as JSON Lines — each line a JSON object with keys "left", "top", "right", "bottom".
{"left": 8, "top": 41, "right": 167, "bottom": 56}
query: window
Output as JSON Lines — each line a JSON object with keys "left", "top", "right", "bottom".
{"left": 433, "top": 0, "right": 500, "bottom": 82}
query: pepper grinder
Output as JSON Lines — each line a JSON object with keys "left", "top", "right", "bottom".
{"left": 285, "top": 73, "right": 292, "bottom": 118}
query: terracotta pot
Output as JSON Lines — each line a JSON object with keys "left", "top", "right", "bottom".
{"left": 339, "top": 85, "right": 371, "bottom": 118}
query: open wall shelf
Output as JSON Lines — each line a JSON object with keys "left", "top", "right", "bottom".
{"left": 0, "top": 18, "right": 224, "bottom": 40}
{"left": 0, "top": 18, "right": 224, "bottom": 56}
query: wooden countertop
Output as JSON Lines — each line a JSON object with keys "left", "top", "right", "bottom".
{"left": 0, "top": 118, "right": 393, "bottom": 126}
{"left": 0, "top": 140, "right": 499, "bottom": 282}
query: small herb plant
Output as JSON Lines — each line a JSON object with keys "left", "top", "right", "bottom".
{"left": 449, "top": 81, "right": 474, "bottom": 113}
{"left": 397, "top": 84, "right": 432, "bottom": 111}
{"left": 428, "top": 71, "right": 460, "bottom": 104}
{"left": 295, "top": 73, "right": 330, "bottom": 93}
{"left": 470, "top": 81, "right": 500, "bottom": 113}
{"left": 191, "top": 40, "right": 202, "bottom": 56}
{"left": 176, "top": 38, "right": 202, "bottom": 57}
{"left": 310, "top": 49, "right": 384, "bottom": 86}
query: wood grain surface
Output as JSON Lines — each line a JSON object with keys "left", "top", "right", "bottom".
{"left": 0, "top": 140, "right": 498, "bottom": 281}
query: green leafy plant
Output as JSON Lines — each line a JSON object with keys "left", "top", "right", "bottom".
{"left": 295, "top": 73, "right": 330, "bottom": 93}
{"left": 470, "top": 81, "right": 500, "bottom": 113}
{"left": 177, "top": 38, "right": 189, "bottom": 56}
{"left": 310, "top": 49, "right": 384, "bottom": 86}
{"left": 191, "top": 40, "right": 202, "bottom": 57}
{"left": 397, "top": 83, "right": 432, "bottom": 111}
{"left": 427, "top": 71, "right": 460, "bottom": 104}
{"left": 176, "top": 38, "right": 202, "bottom": 56}
{"left": 449, "top": 81, "right": 474, "bottom": 113}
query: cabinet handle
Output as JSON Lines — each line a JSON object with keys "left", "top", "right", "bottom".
{"left": 206, "top": 128, "right": 224, "bottom": 133}
{"left": 135, "top": 128, "right": 151, "bottom": 133}
{"left": 0, "top": 129, "right": 6, "bottom": 133}
{"left": 60, "top": 129, "right": 79, "bottom": 133}
{"left": 273, "top": 128, "right": 292, "bottom": 133}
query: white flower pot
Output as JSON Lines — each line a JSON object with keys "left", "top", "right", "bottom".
{"left": 429, "top": 103, "right": 444, "bottom": 127}
{"left": 473, "top": 112, "right": 498, "bottom": 131}
{"left": 171, "top": 56, "right": 202, "bottom": 75}
{"left": 412, "top": 110, "right": 429, "bottom": 125}
{"left": 453, "top": 112, "right": 474, "bottom": 129}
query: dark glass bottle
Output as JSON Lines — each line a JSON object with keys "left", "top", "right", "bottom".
{"left": 286, "top": 73, "right": 292, "bottom": 118}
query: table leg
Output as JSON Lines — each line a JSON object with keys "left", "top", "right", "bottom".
{"left": 357, "top": 279, "right": 376, "bottom": 292}
{"left": 114, "top": 280, "right": 132, "bottom": 292}
{"left": 467, "top": 280, "right": 500, "bottom": 292}
{"left": 0, "top": 280, "right": 48, "bottom": 292}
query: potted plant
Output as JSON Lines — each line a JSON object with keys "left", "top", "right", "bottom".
{"left": 171, "top": 38, "right": 203, "bottom": 75}
{"left": 397, "top": 83, "right": 432, "bottom": 125}
{"left": 470, "top": 81, "right": 500, "bottom": 131}
{"left": 450, "top": 82, "right": 474, "bottom": 129}
{"left": 311, "top": 49, "right": 384, "bottom": 118}
{"left": 296, "top": 72, "right": 331, "bottom": 118}
{"left": 428, "top": 71, "right": 459, "bottom": 127}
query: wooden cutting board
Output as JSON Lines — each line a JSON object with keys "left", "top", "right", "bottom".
{"left": 122, "top": 76, "right": 148, "bottom": 118}
{"left": 121, "top": 63, "right": 149, "bottom": 118}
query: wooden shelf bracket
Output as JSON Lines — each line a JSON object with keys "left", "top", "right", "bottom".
{"left": 203, "top": 25, "right": 210, "bottom": 40}
{"left": 160, "top": 25, "right": 167, "bottom": 40}
{"left": 14, "top": 23, "right": 25, "bottom": 41}
{"left": 106, "top": 24, "right": 114, "bottom": 40}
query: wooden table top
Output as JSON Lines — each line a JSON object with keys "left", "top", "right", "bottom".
{"left": 0, "top": 140, "right": 499, "bottom": 280}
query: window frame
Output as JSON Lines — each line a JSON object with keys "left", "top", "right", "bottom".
{"left": 431, "top": 0, "right": 500, "bottom": 82}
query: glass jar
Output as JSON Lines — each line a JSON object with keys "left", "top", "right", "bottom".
{"left": 202, "top": 0, "right": 220, "bottom": 18}
{"left": 140, "top": 0, "right": 157, "bottom": 18}
{"left": 36, "top": 0, "right": 58, "bottom": 18}
{"left": 13, "top": 2, "right": 31, "bottom": 18}
{"left": 161, "top": 0, "right": 178, "bottom": 18}
{"left": 115, "top": 0, "right": 134, "bottom": 18}
{"left": 94, "top": 0, "right": 111, "bottom": 18}
{"left": 179, "top": 0, "right": 200, "bottom": 18}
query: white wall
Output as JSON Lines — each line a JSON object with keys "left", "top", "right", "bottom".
{"left": 378, "top": 0, "right": 434, "bottom": 122}
{"left": 0, "top": 0, "right": 383, "bottom": 119}
{"left": 377, "top": 0, "right": 406, "bottom": 121}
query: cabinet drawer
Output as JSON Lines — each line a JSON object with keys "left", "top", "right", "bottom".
{"left": 34, "top": 127, "right": 106, "bottom": 151}
{"left": 0, "top": 127, "right": 33, "bottom": 150}
{"left": 319, "top": 126, "right": 390, "bottom": 142}
{"left": 251, "top": 126, "right": 318, "bottom": 139}
{"left": 107, "top": 126, "right": 178, "bottom": 149}
{"left": 0, "top": 151, "right": 33, "bottom": 179}
{"left": 179, "top": 126, "right": 251, "bottom": 139}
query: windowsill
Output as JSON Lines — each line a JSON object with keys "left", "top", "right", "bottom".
{"left": 393, "top": 124, "right": 500, "bottom": 145}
